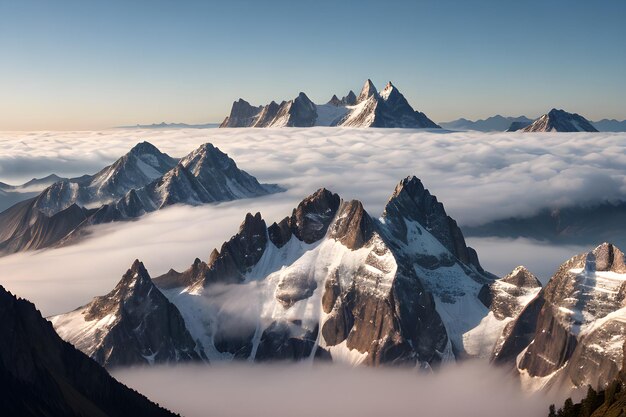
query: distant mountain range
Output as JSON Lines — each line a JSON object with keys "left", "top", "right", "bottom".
{"left": 441, "top": 110, "right": 624, "bottom": 132}
{"left": 0, "top": 174, "right": 65, "bottom": 212}
{"left": 220, "top": 79, "right": 440, "bottom": 129}
{"left": 116, "top": 122, "right": 219, "bottom": 129}
{"left": 439, "top": 115, "right": 533, "bottom": 132}
{"left": 590, "top": 119, "right": 626, "bottom": 132}
{"left": 0, "top": 142, "right": 281, "bottom": 256}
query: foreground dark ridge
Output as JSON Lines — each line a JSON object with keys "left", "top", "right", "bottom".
{"left": 0, "top": 284, "right": 178, "bottom": 417}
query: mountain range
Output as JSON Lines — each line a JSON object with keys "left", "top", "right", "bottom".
{"left": 220, "top": 79, "right": 440, "bottom": 129}
{"left": 464, "top": 201, "right": 626, "bottom": 250}
{"left": 51, "top": 176, "right": 528, "bottom": 369}
{"left": 439, "top": 115, "right": 533, "bottom": 132}
{"left": 441, "top": 110, "right": 624, "bottom": 132}
{"left": 46, "top": 175, "right": 626, "bottom": 399}
{"left": 0, "top": 141, "right": 280, "bottom": 256}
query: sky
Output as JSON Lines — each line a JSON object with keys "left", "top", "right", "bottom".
{"left": 0, "top": 0, "right": 625, "bottom": 130}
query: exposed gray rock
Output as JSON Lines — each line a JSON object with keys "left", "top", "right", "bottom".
{"left": 50, "top": 260, "right": 203, "bottom": 368}
{"left": 499, "top": 243, "right": 626, "bottom": 390}
{"left": 219, "top": 98, "right": 262, "bottom": 127}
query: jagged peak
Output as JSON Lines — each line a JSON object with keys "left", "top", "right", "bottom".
{"left": 586, "top": 242, "right": 626, "bottom": 273}
{"left": 123, "top": 259, "right": 152, "bottom": 286}
{"left": 290, "top": 188, "right": 342, "bottom": 243}
{"left": 342, "top": 90, "right": 357, "bottom": 105}
{"left": 239, "top": 212, "right": 265, "bottom": 233}
{"left": 127, "top": 141, "right": 161, "bottom": 156}
{"left": 357, "top": 79, "right": 378, "bottom": 103}
{"left": 502, "top": 266, "right": 542, "bottom": 288}
{"left": 387, "top": 176, "right": 431, "bottom": 203}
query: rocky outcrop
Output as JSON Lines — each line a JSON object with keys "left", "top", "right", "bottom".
{"left": 382, "top": 176, "right": 485, "bottom": 271}
{"left": 521, "top": 108, "right": 599, "bottom": 132}
{"left": 0, "top": 284, "right": 177, "bottom": 417}
{"left": 219, "top": 98, "right": 262, "bottom": 127}
{"left": 497, "top": 243, "right": 626, "bottom": 390}
{"left": 50, "top": 260, "right": 203, "bottom": 368}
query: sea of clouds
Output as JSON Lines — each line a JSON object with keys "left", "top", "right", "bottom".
{"left": 111, "top": 362, "right": 568, "bottom": 417}
{"left": 0, "top": 127, "right": 623, "bottom": 315}
{"left": 0, "top": 127, "right": 616, "bottom": 416}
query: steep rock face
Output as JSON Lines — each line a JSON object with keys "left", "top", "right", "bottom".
{"left": 464, "top": 266, "right": 542, "bottom": 358}
{"left": 146, "top": 176, "right": 492, "bottom": 366}
{"left": 338, "top": 81, "right": 440, "bottom": 128}
{"left": 219, "top": 98, "right": 262, "bottom": 127}
{"left": 503, "top": 243, "right": 626, "bottom": 390}
{"left": 50, "top": 260, "right": 203, "bottom": 368}
{"left": 341, "top": 90, "right": 357, "bottom": 105}
{"left": 522, "top": 108, "right": 599, "bottom": 132}
{"left": 356, "top": 79, "right": 379, "bottom": 103}
{"left": 253, "top": 100, "right": 281, "bottom": 127}
{"left": 267, "top": 92, "right": 318, "bottom": 127}
{"left": 382, "top": 176, "right": 484, "bottom": 271}
{"left": 0, "top": 284, "right": 177, "bottom": 417}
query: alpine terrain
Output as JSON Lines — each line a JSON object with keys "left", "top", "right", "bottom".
{"left": 52, "top": 176, "right": 552, "bottom": 370}
{"left": 0, "top": 141, "right": 280, "bottom": 256}
{"left": 220, "top": 79, "right": 440, "bottom": 129}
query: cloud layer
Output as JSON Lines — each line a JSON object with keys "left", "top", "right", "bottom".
{"left": 112, "top": 362, "right": 563, "bottom": 417}
{"left": 0, "top": 128, "right": 623, "bottom": 315}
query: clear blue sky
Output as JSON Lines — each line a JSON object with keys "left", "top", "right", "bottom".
{"left": 1, "top": 0, "right": 625, "bottom": 130}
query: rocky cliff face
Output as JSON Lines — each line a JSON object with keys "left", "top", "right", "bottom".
{"left": 0, "top": 284, "right": 177, "bottom": 417}
{"left": 522, "top": 108, "right": 599, "bottom": 132}
{"left": 498, "top": 243, "right": 626, "bottom": 391}
{"left": 463, "top": 266, "right": 542, "bottom": 359}
{"left": 219, "top": 79, "right": 440, "bottom": 128}
{"left": 60, "top": 176, "right": 495, "bottom": 367}
{"left": 50, "top": 260, "right": 203, "bottom": 368}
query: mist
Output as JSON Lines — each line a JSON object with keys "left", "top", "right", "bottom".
{"left": 112, "top": 362, "right": 562, "bottom": 417}
{"left": 0, "top": 128, "right": 623, "bottom": 316}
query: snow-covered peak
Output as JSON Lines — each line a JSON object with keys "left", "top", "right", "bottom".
{"left": 379, "top": 81, "right": 397, "bottom": 100}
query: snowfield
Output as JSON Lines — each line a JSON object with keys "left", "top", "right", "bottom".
{"left": 0, "top": 128, "right": 624, "bottom": 315}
